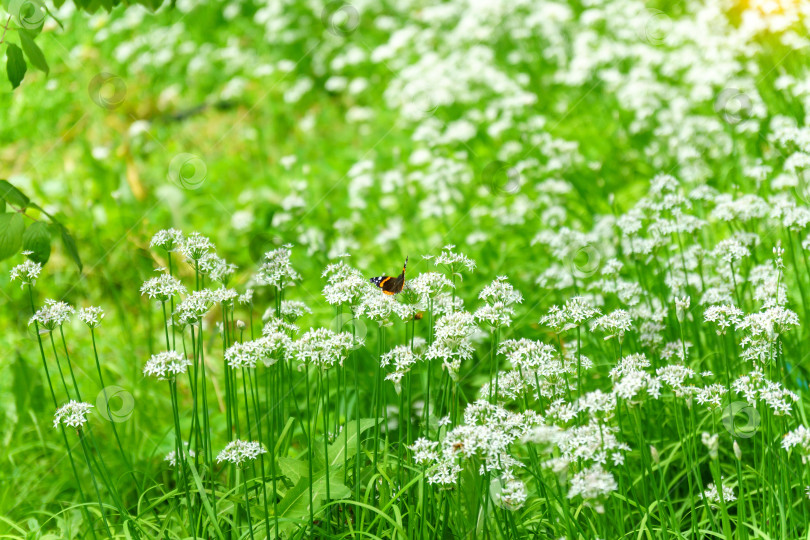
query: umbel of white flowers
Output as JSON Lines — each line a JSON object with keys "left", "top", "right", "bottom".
{"left": 143, "top": 351, "right": 192, "bottom": 380}
{"left": 53, "top": 401, "right": 94, "bottom": 430}
{"left": 216, "top": 440, "right": 267, "bottom": 466}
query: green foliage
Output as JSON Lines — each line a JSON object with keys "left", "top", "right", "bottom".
{"left": 0, "top": 180, "right": 80, "bottom": 269}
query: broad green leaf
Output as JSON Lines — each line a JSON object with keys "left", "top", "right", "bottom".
{"left": 275, "top": 471, "right": 351, "bottom": 531}
{"left": 22, "top": 220, "right": 50, "bottom": 263}
{"left": 5, "top": 43, "right": 26, "bottom": 89}
{"left": 0, "top": 180, "right": 30, "bottom": 208}
{"left": 18, "top": 31, "right": 48, "bottom": 75}
{"left": 0, "top": 213, "right": 24, "bottom": 261}
{"left": 278, "top": 456, "right": 309, "bottom": 485}
{"left": 327, "top": 417, "right": 383, "bottom": 469}
{"left": 59, "top": 225, "right": 82, "bottom": 271}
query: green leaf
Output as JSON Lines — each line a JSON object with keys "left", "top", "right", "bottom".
{"left": 275, "top": 472, "right": 351, "bottom": 529}
{"left": 327, "top": 418, "right": 383, "bottom": 469}
{"left": 0, "top": 213, "right": 24, "bottom": 261}
{"left": 278, "top": 456, "right": 309, "bottom": 485}
{"left": 5, "top": 43, "right": 26, "bottom": 89}
{"left": 22, "top": 220, "right": 50, "bottom": 263}
{"left": 0, "top": 180, "right": 30, "bottom": 208}
{"left": 18, "top": 31, "right": 48, "bottom": 75}
{"left": 58, "top": 224, "right": 82, "bottom": 271}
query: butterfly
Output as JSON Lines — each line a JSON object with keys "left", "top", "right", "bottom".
{"left": 370, "top": 257, "right": 408, "bottom": 295}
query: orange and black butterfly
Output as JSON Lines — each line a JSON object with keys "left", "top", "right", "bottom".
{"left": 370, "top": 257, "right": 408, "bottom": 295}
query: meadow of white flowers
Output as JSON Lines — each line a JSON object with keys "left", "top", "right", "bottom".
{"left": 3, "top": 0, "right": 810, "bottom": 538}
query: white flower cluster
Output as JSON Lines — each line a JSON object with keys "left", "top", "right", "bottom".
{"left": 143, "top": 351, "right": 192, "bottom": 380}
{"left": 53, "top": 401, "right": 94, "bottom": 430}
{"left": 474, "top": 276, "right": 523, "bottom": 328}
{"left": 141, "top": 274, "right": 187, "bottom": 302}
{"left": 254, "top": 245, "right": 300, "bottom": 288}
{"left": 216, "top": 439, "right": 267, "bottom": 466}
{"left": 10, "top": 259, "right": 42, "bottom": 288}
{"left": 541, "top": 296, "right": 601, "bottom": 333}
{"left": 733, "top": 370, "right": 799, "bottom": 415}
{"left": 29, "top": 299, "right": 75, "bottom": 332}
{"left": 782, "top": 426, "right": 810, "bottom": 463}
{"left": 426, "top": 311, "right": 477, "bottom": 380}
{"left": 322, "top": 259, "right": 367, "bottom": 305}
{"left": 150, "top": 228, "right": 184, "bottom": 251}
{"left": 288, "top": 328, "right": 356, "bottom": 368}
{"left": 173, "top": 289, "right": 214, "bottom": 326}
{"left": 381, "top": 345, "right": 421, "bottom": 392}
{"left": 417, "top": 400, "right": 541, "bottom": 485}
{"left": 78, "top": 306, "right": 105, "bottom": 328}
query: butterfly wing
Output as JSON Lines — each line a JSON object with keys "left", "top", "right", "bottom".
{"left": 370, "top": 257, "right": 408, "bottom": 295}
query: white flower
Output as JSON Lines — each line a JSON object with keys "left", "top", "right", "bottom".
{"left": 704, "top": 304, "right": 744, "bottom": 335}
{"left": 254, "top": 245, "right": 300, "bottom": 288}
{"left": 174, "top": 290, "right": 214, "bottom": 326}
{"left": 141, "top": 274, "right": 187, "bottom": 302}
{"left": 541, "top": 296, "right": 600, "bottom": 332}
{"left": 143, "top": 351, "right": 192, "bottom": 380}
{"left": 409, "top": 272, "right": 454, "bottom": 299}
{"left": 53, "top": 401, "right": 93, "bottom": 429}
{"left": 782, "top": 426, "right": 810, "bottom": 463}
{"left": 701, "top": 432, "right": 719, "bottom": 459}
{"left": 10, "top": 259, "right": 42, "bottom": 288}
{"left": 700, "top": 481, "right": 736, "bottom": 506}
{"left": 225, "top": 340, "right": 263, "bottom": 369}
{"left": 180, "top": 232, "right": 215, "bottom": 261}
{"left": 150, "top": 229, "right": 184, "bottom": 251}
{"left": 280, "top": 300, "right": 311, "bottom": 322}
{"left": 29, "top": 300, "right": 75, "bottom": 331}
{"left": 567, "top": 464, "right": 617, "bottom": 508}
{"left": 495, "top": 477, "right": 528, "bottom": 510}
{"left": 78, "top": 306, "right": 105, "bottom": 328}
{"left": 322, "top": 260, "right": 367, "bottom": 305}
{"left": 426, "top": 311, "right": 477, "bottom": 380}
{"left": 288, "top": 328, "right": 355, "bottom": 368}
{"left": 216, "top": 440, "right": 267, "bottom": 466}
{"left": 435, "top": 245, "right": 476, "bottom": 274}
{"left": 591, "top": 309, "right": 633, "bottom": 340}
{"left": 410, "top": 438, "right": 439, "bottom": 464}
{"left": 382, "top": 345, "right": 421, "bottom": 392}
{"left": 356, "top": 288, "right": 411, "bottom": 325}
{"left": 165, "top": 445, "right": 196, "bottom": 467}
